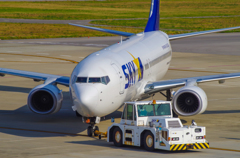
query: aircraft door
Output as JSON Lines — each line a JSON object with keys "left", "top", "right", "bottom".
{"left": 111, "top": 63, "right": 124, "bottom": 94}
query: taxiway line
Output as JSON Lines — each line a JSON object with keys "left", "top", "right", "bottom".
{"left": 0, "top": 61, "right": 70, "bottom": 63}
{"left": 0, "top": 126, "right": 87, "bottom": 137}
{"left": 0, "top": 53, "right": 78, "bottom": 64}
{"left": 209, "top": 147, "right": 240, "bottom": 153}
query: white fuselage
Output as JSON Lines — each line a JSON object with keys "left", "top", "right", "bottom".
{"left": 70, "top": 31, "right": 172, "bottom": 117}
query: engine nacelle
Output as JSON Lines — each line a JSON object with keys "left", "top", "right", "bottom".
{"left": 27, "top": 84, "right": 63, "bottom": 115}
{"left": 172, "top": 86, "right": 208, "bottom": 116}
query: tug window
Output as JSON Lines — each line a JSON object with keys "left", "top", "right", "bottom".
{"left": 122, "top": 106, "right": 127, "bottom": 119}
{"left": 154, "top": 104, "right": 171, "bottom": 116}
{"left": 137, "top": 103, "right": 171, "bottom": 117}
{"left": 127, "top": 104, "right": 133, "bottom": 120}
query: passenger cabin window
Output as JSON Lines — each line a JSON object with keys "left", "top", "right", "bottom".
{"left": 76, "top": 77, "right": 87, "bottom": 83}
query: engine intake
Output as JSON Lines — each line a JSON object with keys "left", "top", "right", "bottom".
{"left": 172, "top": 86, "right": 207, "bottom": 116}
{"left": 28, "top": 84, "right": 63, "bottom": 115}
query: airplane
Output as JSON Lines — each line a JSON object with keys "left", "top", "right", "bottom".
{"left": 1, "top": 0, "right": 240, "bottom": 136}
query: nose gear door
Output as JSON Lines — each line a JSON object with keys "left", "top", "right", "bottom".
{"left": 111, "top": 63, "right": 124, "bottom": 94}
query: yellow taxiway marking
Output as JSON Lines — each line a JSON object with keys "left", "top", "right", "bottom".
{"left": 0, "top": 53, "right": 79, "bottom": 64}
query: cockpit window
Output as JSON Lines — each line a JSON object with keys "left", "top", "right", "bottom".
{"left": 101, "top": 76, "right": 110, "bottom": 85}
{"left": 76, "top": 77, "right": 87, "bottom": 83}
{"left": 89, "top": 77, "right": 101, "bottom": 83}
{"left": 75, "top": 76, "right": 110, "bottom": 84}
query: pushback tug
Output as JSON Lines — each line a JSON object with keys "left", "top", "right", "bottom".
{"left": 105, "top": 100, "right": 209, "bottom": 151}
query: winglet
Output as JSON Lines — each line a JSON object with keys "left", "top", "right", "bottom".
{"left": 144, "top": 0, "right": 160, "bottom": 32}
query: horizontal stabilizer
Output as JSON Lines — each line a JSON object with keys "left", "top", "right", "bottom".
{"left": 169, "top": 26, "right": 240, "bottom": 40}
{"left": 69, "top": 23, "right": 134, "bottom": 37}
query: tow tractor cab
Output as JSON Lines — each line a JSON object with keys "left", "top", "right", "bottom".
{"left": 107, "top": 100, "right": 209, "bottom": 151}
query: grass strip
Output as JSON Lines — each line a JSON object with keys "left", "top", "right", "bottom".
{"left": 91, "top": 17, "right": 240, "bottom": 33}
{"left": 0, "top": 0, "right": 240, "bottom": 20}
{"left": 0, "top": 23, "right": 143, "bottom": 40}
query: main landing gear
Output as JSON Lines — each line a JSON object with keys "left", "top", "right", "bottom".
{"left": 160, "top": 89, "right": 178, "bottom": 118}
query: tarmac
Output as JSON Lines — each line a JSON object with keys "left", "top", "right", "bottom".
{"left": 0, "top": 33, "right": 240, "bottom": 157}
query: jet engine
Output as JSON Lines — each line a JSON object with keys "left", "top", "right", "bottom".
{"left": 172, "top": 86, "right": 207, "bottom": 116}
{"left": 27, "top": 84, "right": 63, "bottom": 115}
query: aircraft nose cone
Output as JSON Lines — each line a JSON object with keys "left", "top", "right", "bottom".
{"left": 76, "top": 85, "right": 99, "bottom": 116}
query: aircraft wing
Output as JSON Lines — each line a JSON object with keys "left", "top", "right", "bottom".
{"left": 0, "top": 68, "right": 69, "bottom": 86}
{"left": 144, "top": 72, "right": 240, "bottom": 94}
{"left": 69, "top": 23, "right": 240, "bottom": 40}
{"left": 168, "top": 26, "right": 240, "bottom": 40}
{"left": 69, "top": 23, "right": 135, "bottom": 37}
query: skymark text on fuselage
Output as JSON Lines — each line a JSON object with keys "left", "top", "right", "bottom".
{"left": 122, "top": 52, "right": 144, "bottom": 89}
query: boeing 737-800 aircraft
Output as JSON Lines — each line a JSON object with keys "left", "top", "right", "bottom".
{"left": 1, "top": 0, "right": 240, "bottom": 135}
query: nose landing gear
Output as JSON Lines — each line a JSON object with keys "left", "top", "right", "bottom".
{"left": 83, "top": 117, "right": 101, "bottom": 137}
{"left": 87, "top": 125, "right": 99, "bottom": 137}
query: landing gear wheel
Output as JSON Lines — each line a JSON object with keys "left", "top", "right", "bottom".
{"left": 76, "top": 111, "right": 82, "bottom": 117}
{"left": 87, "top": 126, "right": 93, "bottom": 137}
{"left": 113, "top": 127, "right": 123, "bottom": 147}
{"left": 94, "top": 126, "right": 99, "bottom": 136}
{"left": 143, "top": 131, "right": 154, "bottom": 151}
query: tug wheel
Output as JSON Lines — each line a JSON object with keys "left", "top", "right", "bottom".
{"left": 143, "top": 131, "right": 154, "bottom": 151}
{"left": 113, "top": 127, "right": 123, "bottom": 147}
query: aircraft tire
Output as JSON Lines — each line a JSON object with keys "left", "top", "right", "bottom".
{"left": 87, "top": 126, "right": 93, "bottom": 136}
